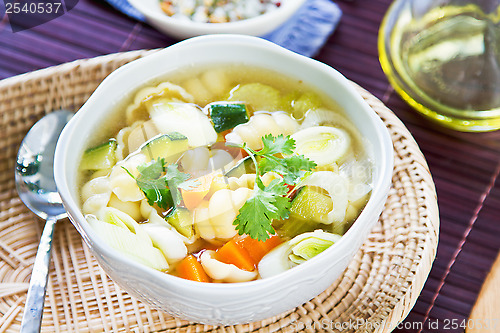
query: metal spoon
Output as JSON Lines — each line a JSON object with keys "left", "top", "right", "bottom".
{"left": 15, "top": 110, "right": 73, "bottom": 333}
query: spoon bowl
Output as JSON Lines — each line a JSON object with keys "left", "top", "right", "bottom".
{"left": 15, "top": 110, "right": 73, "bottom": 332}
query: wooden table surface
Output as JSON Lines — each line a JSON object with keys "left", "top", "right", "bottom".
{"left": 468, "top": 253, "right": 500, "bottom": 333}
{"left": 1, "top": 0, "right": 499, "bottom": 332}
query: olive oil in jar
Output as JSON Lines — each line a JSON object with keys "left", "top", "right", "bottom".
{"left": 379, "top": 3, "right": 500, "bottom": 131}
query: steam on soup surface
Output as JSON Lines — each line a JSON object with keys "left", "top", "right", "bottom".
{"left": 78, "top": 65, "right": 373, "bottom": 283}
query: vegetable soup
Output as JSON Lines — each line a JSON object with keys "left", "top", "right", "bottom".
{"left": 78, "top": 65, "right": 373, "bottom": 283}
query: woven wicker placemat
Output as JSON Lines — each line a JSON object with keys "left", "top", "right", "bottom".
{"left": 0, "top": 50, "right": 439, "bottom": 333}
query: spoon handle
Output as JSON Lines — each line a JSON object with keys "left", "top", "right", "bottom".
{"left": 20, "top": 215, "right": 57, "bottom": 333}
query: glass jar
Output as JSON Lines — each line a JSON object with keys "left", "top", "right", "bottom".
{"left": 379, "top": 0, "right": 500, "bottom": 132}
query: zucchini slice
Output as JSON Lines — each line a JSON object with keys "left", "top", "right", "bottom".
{"left": 140, "top": 132, "right": 188, "bottom": 162}
{"left": 80, "top": 139, "right": 117, "bottom": 170}
{"left": 274, "top": 215, "right": 319, "bottom": 239}
{"left": 167, "top": 207, "right": 194, "bottom": 238}
{"left": 276, "top": 186, "right": 335, "bottom": 238}
{"left": 289, "top": 186, "right": 333, "bottom": 224}
{"left": 209, "top": 103, "right": 249, "bottom": 133}
{"left": 224, "top": 156, "right": 256, "bottom": 178}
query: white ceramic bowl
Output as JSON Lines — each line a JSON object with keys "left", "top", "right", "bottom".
{"left": 128, "top": 0, "right": 307, "bottom": 39}
{"left": 54, "top": 35, "right": 393, "bottom": 325}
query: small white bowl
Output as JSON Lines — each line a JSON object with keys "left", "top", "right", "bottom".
{"left": 128, "top": 0, "right": 307, "bottom": 39}
{"left": 54, "top": 35, "right": 393, "bottom": 325}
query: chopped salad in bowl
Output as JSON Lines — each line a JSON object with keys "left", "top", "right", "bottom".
{"left": 127, "top": 0, "right": 306, "bottom": 39}
{"left": 159, "top": 0, "right": 283, "bottom": 23}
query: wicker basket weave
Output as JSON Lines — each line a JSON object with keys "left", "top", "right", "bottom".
{"left": 0, "top": 50, "right": 439, "bottom": 333}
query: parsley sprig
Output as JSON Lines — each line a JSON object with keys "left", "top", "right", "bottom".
{"left": 123, "top": 157, "right": 198, "bottom": 211}
{"left": 232, "top": 134, "right": 317, "bottom": 241}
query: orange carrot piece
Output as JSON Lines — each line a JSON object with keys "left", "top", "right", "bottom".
{"left": 181, "top": 173, "right": 215, "bottom": 210}
{"left": 176, "top": 255, "right": 211, "bottom": 282}
{"left": 262, "top": 234, "right": 282, "bottom": 251}
{"left": 215, "top": 240, "right": 256, "bottom": 272}
{"left": 235, "top": 237, "right": 265, "bottom": 263}
{"left": 236, "top": 235, "right": 282, "bottom": 263}
{"left": 240, "top": 148, "right": 249, "bottom": 158}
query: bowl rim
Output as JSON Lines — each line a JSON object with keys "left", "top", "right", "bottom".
{"left": 54, "top": 34, "right": 394, "bottom": 293}
{"left": 128, "top": 0, "right": 307, "bottom": 31}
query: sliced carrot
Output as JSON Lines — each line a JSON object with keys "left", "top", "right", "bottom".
{"left": 176, "top": 255, "right": 211, "bottom": 282}
{"left": 240, "top": 148, "right": 249, "bottom": 158}
{"left": 181, "top": 173, "right": 216, "bottom": 210}
{"left": 236, "top": 234, "right": 282, "bottom": 263}
{"left": 234, "top": 237, "right": 264, "bottom": 263}
{"left": 215, "top": 239, "right": 256, "bottom": 272}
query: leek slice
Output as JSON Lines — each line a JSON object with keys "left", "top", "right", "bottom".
{"left": 98, "top": 207, "right": 151, "bottom": 246}
{"left": 258, "top": 230, "right": 341, "bottom": 278}
{"left": 288, "top": 230, "right": 341, "bottom": 264}
{"left": 291, "top": 126, "right": 351, "bottom": 167}
{"left": 289, "top": 237, "right": 334, "bottom": 264}
{"left": 87, "top": 215, "right": 168, "bottom": 271}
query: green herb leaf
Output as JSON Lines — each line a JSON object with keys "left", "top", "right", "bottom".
{"left": 234, "top": 181, "right": 290, "bottom": 241}
{"left": 259, "top": 134, "right": 295, "bottom": 156}
{"left": 124, "top": 158, "right": 196, "bottom": 210}
{"left": 281, "top": 155, "right": 317, "bottom": 184}
{"left": 233, "top": 134, "right": 315, "bottom": 240}
{"left": 263, "top": 179, "right": 292, "bottom": 219}
{"left": 164, "top": 163, "right": 199, "bottom": 205}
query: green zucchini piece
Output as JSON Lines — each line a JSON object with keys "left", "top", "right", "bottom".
{"left": 290, "top": 186, "right": 333, "bottom": 223}
{"left": 167, "top": 207, "right": 194, "bottom": 238}
{"left": 141, "top": 132, "right": 188, "bottom": 162}
{"left": 209, "top": 103, "right": 249, "bottom": 133}
{"left": 227, "top": 83, "right": 280, "bottom": 111}
{"left": 275, "top": 186, "right": 331, "bottom": 238}
{"left": 224, "top": 156, "right": 256, "bottom": 178}
{"left": 80, "top": 140, "right": 117, "bottom": 171}
{"left": 274, "top": 215, "right": 319, "bottom": 239}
